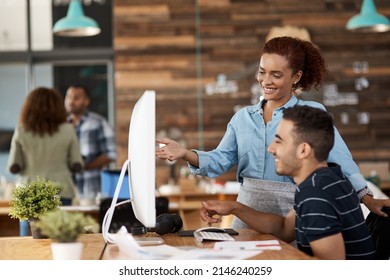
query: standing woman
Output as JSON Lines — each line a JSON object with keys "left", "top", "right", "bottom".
{"left": 8, "top": 87, "right": 83, "bottom": 206}
{"left": 156, "top": 36, "right": 390, "bottom": 228}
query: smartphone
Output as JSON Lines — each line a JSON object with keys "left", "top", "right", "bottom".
{"left": 177, "top": 228, "right": 239, "bottom": 237}
{"left": 134, "top": 237, "right": 165, "bottom": 245}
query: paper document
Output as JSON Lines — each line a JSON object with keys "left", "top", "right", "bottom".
{"left": 113, "top": 226, "right": 186, "bottom": 259}
{"left": 111, "top": 226, "right": 272, "bottom": 260}
{"left": 168, "top": 249, "right": 261, "bottom": 260}
{"left": 214, "top": 240, "right": 282, "bottom": 251}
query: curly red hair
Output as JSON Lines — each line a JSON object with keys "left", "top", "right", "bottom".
{"left": 260, "top": 36, "right": 328, "bottom": 92}
{"left": 20, "top": 87, "right": 67, "bottom": 136}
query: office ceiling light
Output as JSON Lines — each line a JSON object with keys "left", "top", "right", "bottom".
{"left": 53, "top": 0, "right": 101, "bottom": 37}
{"left": 346, "top": 0, "right": 390, "bottom": 32}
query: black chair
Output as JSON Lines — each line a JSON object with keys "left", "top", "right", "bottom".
{"left": 366, "top": 207, "right": 390, "bottom": 260}
{"left": 99, "top": 196, "right": 169, "bottom": 234}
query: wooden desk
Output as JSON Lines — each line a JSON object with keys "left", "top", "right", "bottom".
{"left": 380, "top": 181, "right": 390, "bottom": 197}
{"left": 160, "top": 188, "right": 238, "bottom": 202}
{"left": 0, "top": 230, "right": 314, "bottom": 260}
{"left": 0, "top": 205, "right": 100, "bottom": 237}
{"left": 0, "top": 204, "right": 20, "bottom": 236}
{"left": 0, "top": 234, "right": 105, "bottom": 260}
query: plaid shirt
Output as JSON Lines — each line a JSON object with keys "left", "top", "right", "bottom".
{"left": 68, "top": 111, "right": 116, "bottom": 199}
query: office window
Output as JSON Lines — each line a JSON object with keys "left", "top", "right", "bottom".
{"left": 0, "top": 0, "right": 114, "bottom": 183}
{"left": 0, "top": 0, "right": 112, "bottom": 52}
{"left": 53, "top": 64, "right": 110, "bottom": 120}
{"left": 0, "top": 64, "right": 27, "bottom": 129}
{"left": 0, "top": 64, "right": 27, "bottom": 181}
{"left": 31, "top": 0, "right": 53, "bottom": 51}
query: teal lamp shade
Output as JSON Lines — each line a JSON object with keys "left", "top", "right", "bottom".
{"left": 346, "top": 0, "right": 390, "bottom": 32}
{"left": 53, "top": 0, "right": 101, "bottom": 37}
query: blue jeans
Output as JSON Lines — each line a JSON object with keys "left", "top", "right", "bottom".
{"left": 61, "top": 198, "right": 72, "bottom": 206}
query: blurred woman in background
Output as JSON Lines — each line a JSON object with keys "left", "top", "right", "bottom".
{"left": 8, "top": 87, "right": 83, "bottom": 205}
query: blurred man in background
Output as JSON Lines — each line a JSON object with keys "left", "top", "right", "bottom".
{"left": 65, "top": 85, "right": 116, "bottom": 204}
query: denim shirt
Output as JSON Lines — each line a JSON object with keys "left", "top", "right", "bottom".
{"left": 189, "top": 95, "right": 366, "bottom": 192}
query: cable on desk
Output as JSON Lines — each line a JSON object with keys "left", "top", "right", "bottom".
{"left": 99, "top": 242, "right": 108, "bottom": 260}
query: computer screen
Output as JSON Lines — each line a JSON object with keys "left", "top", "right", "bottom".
{"left": 128, "top": 90, "right": 156, "bottom": 228}
{"left": 102, "top": 90, "right": 156, "bottom": 243}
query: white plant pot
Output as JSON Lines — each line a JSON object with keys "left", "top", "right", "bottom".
{"left": 51, "top": 242, "right": 84, "bottom": 260}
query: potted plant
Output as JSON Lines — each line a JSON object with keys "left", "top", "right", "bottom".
{"left": 8, "top": 177, "right": 62, "bottom": 238}
{"left": 33, "top": 210, "right": 99, "bottom": 260}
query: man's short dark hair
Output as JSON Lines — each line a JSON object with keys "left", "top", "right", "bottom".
{"left": 68, "top": 84, "right": 90, "bottom": 98}
{"left": 282, "top": 105, "right": 334, "bottom": 162}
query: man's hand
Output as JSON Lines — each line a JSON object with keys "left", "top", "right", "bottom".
{"left": 9, "top": 163, "right": 21, "bottom": 174}
{"left": 200, "top": 200, "right": 239, "bottom": 225}
{"left": 362, "top": 195, "right": 390, "bottom": 217}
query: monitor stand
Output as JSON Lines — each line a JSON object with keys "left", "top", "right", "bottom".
{"left": 102, "top": 159, "right": 132, "bottom": 243}
{"left": 101, "top": 160, "right": 159, "bottom": 244}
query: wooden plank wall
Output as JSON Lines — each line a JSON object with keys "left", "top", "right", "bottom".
{"left": 114, "top": 0, "right": 390, "bottom": 186}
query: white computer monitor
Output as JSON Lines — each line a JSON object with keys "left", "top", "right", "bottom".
{"left": 128, "top": 90, "right": 156, "bottom": 228}
{"left": 102, "top": 90, "right": 156, "bottom": 243}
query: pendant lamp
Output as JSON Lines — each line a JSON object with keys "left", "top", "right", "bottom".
{"left": 53, "top": 0, "right": 101, "bottom": 37}
{"left": 346, "top": 0, "right": 390, "bottom": 32}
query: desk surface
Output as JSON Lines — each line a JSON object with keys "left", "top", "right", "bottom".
{"left": 0, "top": 230, "right": 313, "bottom": 260}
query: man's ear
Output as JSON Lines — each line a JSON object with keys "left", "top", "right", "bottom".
{"left": 297, "top": 142, "right": 312, "bottom": 159}
{"left": 85, "top": 97, "right": 91, "bottom": 107}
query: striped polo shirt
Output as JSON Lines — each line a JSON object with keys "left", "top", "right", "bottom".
{"left": 294, "top": 163, "right": 376, "bottom": 260}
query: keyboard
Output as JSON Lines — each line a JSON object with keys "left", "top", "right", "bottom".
{"left": 194, "top": 231, "right": 235, "bottom": 242}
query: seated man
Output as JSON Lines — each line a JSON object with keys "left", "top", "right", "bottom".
{"left": 201, "top": 105, "right": 376, "bottom": 260}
